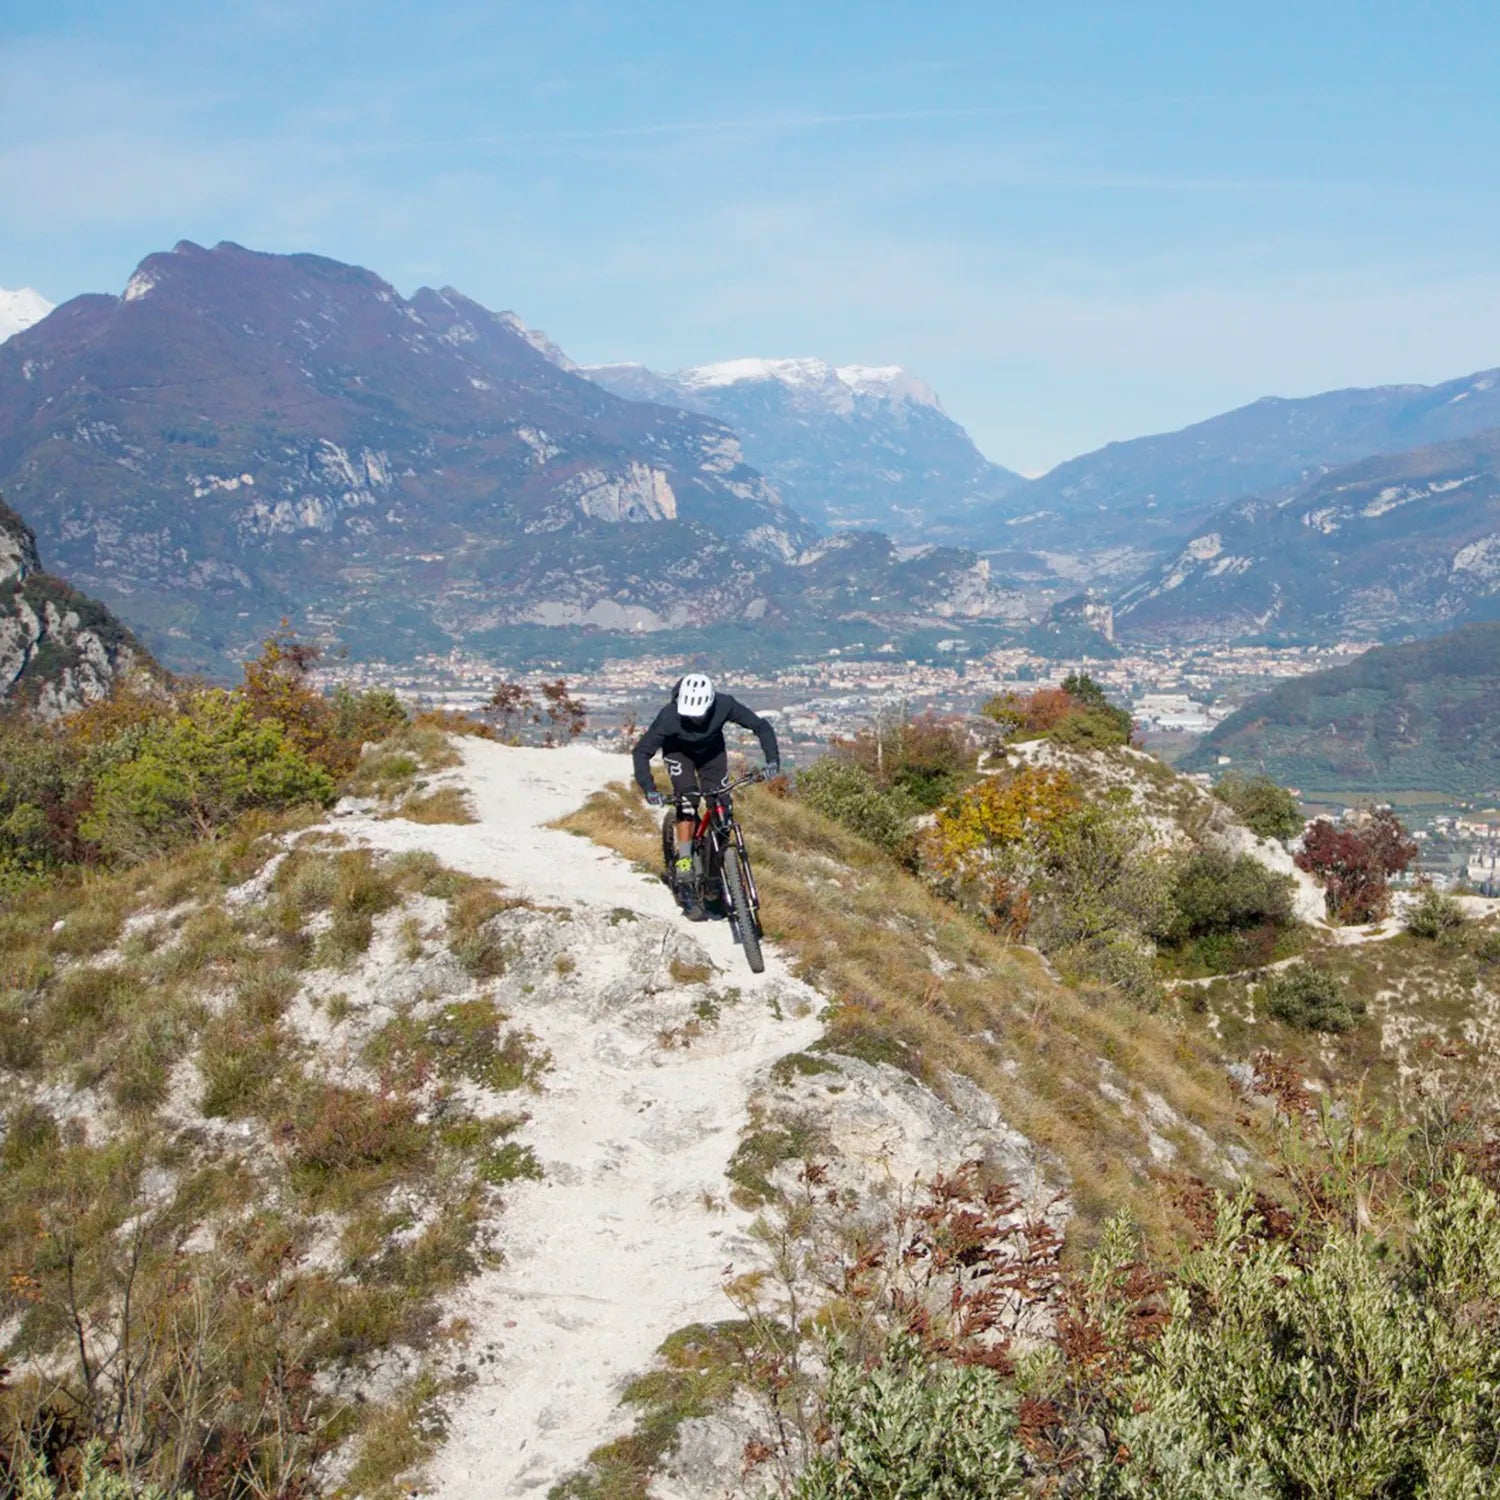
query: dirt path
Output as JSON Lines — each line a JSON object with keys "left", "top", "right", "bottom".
{"left": 333, "top": 740, "right": 822, "bottom": 1497}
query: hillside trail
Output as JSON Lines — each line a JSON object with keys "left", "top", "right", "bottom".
{"left": 331, "top": 739, "right": 823, "bottom": 1498}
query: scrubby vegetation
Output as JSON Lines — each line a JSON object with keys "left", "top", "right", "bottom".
{"left": 1211, "top": 770, "right": 1304, "bottom": 841}
{"left": 831, "top": 709, "right": 978, "bottom": 809}
{"left": 981, "top": 671, "right": 1134, "bottom": 750}
{"left": 1160, "top": 848, "right": 1299, "bottom": 975}
{"left": 1261, "top": 962, "right": 1363, "bottom": 1033}
{"left": 794, "top": 757, "right": 913, "bottom": 855}
{"left": 0, "top": 824, "right": 544, "bottom": 1500}
{"left": 594, "top": 1076, "right": 1500, "bottom": 1498}
{"left": 1406, "top": 884, "right": 1467, "bottom": 941}
{"left": 0, "top": 633, "right": 413, "bottom": 890}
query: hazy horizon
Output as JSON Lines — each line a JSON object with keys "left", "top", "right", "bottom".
{"left": 6, "top": 1, "right": 1497, "bottom": 471}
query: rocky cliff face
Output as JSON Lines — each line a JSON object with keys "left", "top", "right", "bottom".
{"left": 584, "top": 355, "right": 1021, "bottom": 537}
{"left": 1115, "top": 427, "right": 1500, "bottom": 643}
{"left": 0, "top": 494, "right": 150, "bottom": 715}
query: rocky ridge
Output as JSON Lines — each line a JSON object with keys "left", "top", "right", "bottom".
{"left": 1115, "top": 427, "right": 1500, "bottom": 642}
{"left": 966, "top": 367, "right": 1500, "bottom": 580}
{"left": 0, "top": 493, "right": 150, "bottom": 715}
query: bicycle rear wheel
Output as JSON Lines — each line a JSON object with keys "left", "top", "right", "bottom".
{"left": 722, "top": 846, "right": 764, "bottom": 974}
{"left": 660, "top": 809, "right": 677, "bottom": 886}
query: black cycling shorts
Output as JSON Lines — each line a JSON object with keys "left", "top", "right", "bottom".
{"left": 665, "top": 750, "right": 729, "bottom": 819}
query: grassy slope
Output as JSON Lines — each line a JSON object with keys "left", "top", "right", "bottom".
{"left": 560, "top": 779, "right": 1253, "bottom": 1240}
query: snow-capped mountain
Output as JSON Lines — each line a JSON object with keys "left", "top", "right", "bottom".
{"left": 583, "top": 356, "right": 1020, "bottom": 535}
{"left": 0, "top": 288, "right": 53, "bottom": 343}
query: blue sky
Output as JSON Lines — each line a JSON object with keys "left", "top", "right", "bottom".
{"left": 3, "top": 1, "right": 1498, "bottom": 472}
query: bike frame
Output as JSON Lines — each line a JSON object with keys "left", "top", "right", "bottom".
{"left": 690, "top": 771, "right": 763, "bottom": 916}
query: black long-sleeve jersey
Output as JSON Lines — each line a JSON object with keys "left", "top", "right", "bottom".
{"left": 631, "top": 694, "right": 779, "bottom": 793}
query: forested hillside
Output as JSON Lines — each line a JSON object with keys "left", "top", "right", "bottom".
{"left": 1184, "top": 622, "right": 1500, "bottom": 794}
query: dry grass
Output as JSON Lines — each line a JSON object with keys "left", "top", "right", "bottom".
{"left": 388, "top": 786, "right": 477, "bottom": 824}
{"left": 559, "top": 781, "right": 1253, "bottom": 1241}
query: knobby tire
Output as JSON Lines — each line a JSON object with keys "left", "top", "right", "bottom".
{"left": 660, "top": 810, "right": 677, "bottom": 886}
{"left": 722, "top": 846, "right": 764, "bottom": 974}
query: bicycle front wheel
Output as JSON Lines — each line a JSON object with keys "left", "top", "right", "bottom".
{"left": 722, "top": 846, "right": 764, "bottom": 974}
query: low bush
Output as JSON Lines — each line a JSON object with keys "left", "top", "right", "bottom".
{"left": 1262, "top": 963, "right": 1361, "bottom": 1033}
{"left": 1405, "top": 885, "right": 1466, "bottom": 941}
{"left": 1164, "top": 849, "right": 1295, "bottom": 947}
{"left": 1212, "top": 771, "right": 1303, "bottom": 841}
{"left": 796, "top": 757, "right": 914, "bottom": 852}
{"left": 795, "top": 1334, "right": 1025, "bottom": 1498}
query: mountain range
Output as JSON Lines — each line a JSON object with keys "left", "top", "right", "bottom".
{"left": 1182, "top": 621, "right": 1500, "bottom": 796}
{"left": 583, "top": 356, "right": 1021, "bottom": 536}
{"left": 6, "top": 239, "right": 1500, "bottom": 667}
{"left": 1116, "top": 428, "right": 1500, "bottom": 643}
{"left": 975, "top": 369, "right": 1500, "bottom": 570}
{"left": 0, "top": 242, "right": 1020, "bottom": 670}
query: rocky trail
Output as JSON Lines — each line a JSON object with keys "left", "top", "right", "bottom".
{"left": 332, "top": 740, "right": 824, "bottom": 1497}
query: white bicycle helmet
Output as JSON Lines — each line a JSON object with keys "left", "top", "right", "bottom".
{"left": 676, "top": 673, "right": 716, "bottom": 720}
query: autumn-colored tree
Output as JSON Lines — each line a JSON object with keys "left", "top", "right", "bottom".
{"left": 837, "top": 709, "right": 976, "bottom": 808}
{"left": 980, "top": 676, "right": 1133, "bottom": 749}
{"left": 1295, "top": 809, "right": 1418, "bottom": 924}
{"left": 239, "top": 626, "right": 345, "bottom": 770}
{"left": 483, "top": 680, "right": 538, "bottom": 741}
{"left": 538, "top": 679, "right": 588, "bottom": 744}
{"left": 929, "top": 768, "right": 1080, "bottom": 935}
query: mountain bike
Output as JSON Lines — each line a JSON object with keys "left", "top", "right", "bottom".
{"left": 660, "top": 769, "right": 768, "bottom": 973}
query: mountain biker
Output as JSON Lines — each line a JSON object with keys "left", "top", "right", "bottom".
{"left": 632, "top": 673, "right": 780, "bottom": 920}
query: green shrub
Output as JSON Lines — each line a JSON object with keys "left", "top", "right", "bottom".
{"left": 80, "top": 690, "right": 335, "bottom": 860}
{"left": 1262, "top": 964, "right": 1361, "bottom": 1033}
{"left": 796, "top": 756, "right": 914, "bottom": 852}
{"left": 1091, "top": 1172, "right": 1500, "bottom": 1498}
{"left": 331, "top": 684, "right": 409, "bottom": 747}
{"left": 1166, "top": 849, "right": 1295, "bottom": 945}
{"left": 795, "top": 1334, "right": 1026, "bottom": 1499}
{"left": 1213, "top": 771, "right": 1304, "bottom": 841}
{"left": 17, "top": 1441, "right": 179, "bottom": 1500}
{"left": 1405, "top": 886, "right": 1466, "bottom": 941}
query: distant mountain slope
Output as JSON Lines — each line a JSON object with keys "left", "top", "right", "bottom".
{"left": 584, "top": 356, "right": 1021, "bottom": 535}
{"left": 1182, "top": 623, "right": 1500, "bottom": 796}
{"left": 975, "top": 368, "right": 1500, "bottom": 560}
{"left": 0, "top": 287, "right": 53, "bottom": 343}
{"left": 0, "top": 243, "right": 1018, "bottom": 669}
{"left": 1115, "top": 428, "right": 1500, "bottom": 643}
{"left": 0, "top": 493, "right": 152, "bottom": 714}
